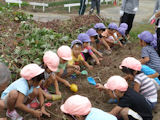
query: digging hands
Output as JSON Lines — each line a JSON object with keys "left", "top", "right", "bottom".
{"left": 96, "top": 83, "right": 105, "bottom": 91}
{"left": 88, "top": 65, "right": 93, "bottom": 70}
{"left": 33, "top": 110, "right": 42, "bottom": 119}
{"left": 41, "top": 107, "right": 51, "bottom": 118}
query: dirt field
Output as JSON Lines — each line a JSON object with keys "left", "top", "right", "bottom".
{"left": 2, "top": 42, "right": 159, "bottom": 120}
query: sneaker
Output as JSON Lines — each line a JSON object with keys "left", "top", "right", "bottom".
{"left": 6, "top": 110, "right": 23, "bottom": 120}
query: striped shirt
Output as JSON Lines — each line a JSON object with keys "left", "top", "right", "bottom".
{"left": 134, "top": 73, "right": 157, "bottom": 103}
{"left": 141, "top": 45, "right": 160, "bottom": 74}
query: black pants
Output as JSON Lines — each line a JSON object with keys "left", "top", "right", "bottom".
{"left": 79, "top": 0, "right": 86, "bottom": 15}
{"left": 90, "top": 0, "right": 100, "bottom": 15}
{"left": 120, "top": 12, "right": 135, "bottom": 35}
{"left": 156, "top": 28, "right": 160, "bottom": 56}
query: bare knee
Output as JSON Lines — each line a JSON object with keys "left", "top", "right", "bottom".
{"left": 8, "top": 90, "right": 18, "bottom": 100}
{"left": 120, "top": 107, "right": 129, "bottom": 119}
{"left": 29, "top": 88, "right": 39, "bottom": 98}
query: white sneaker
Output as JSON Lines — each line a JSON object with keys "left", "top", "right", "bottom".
{"left": 6, "top": 109, "right": 23, "bottom": 120}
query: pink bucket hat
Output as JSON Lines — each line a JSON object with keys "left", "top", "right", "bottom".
{"left": 20, "top": 64, "right": 45, "bottom": 80}
{"left": 104, "top": 75, "right": 128, "bottom": 91}
{"left": 60, "top": 95, "right": 92, "bottom": 116}
{"left": 119, "top": 57, "right": 142, "bottom": 71}
{"left": 43, "top": 51, "right": 60, "bottom": 72}
{"left": 57, "top": 45, "right": 72, "bottom": 61}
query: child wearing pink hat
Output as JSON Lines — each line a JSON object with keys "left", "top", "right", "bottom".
{"left": 40, "top": 50, "right": 62, "bottom": 100}
{"left": 68, "top": 40, "right": 93, "bottom": 75}
{"left": 120, "top": 57, "right": 157, "bottom": 109}
{"left": 56, "top": 45, "right": 72, "bottom": 88}
{"left": 96, "top": 75, "right": 153, "bottom": 120}
{"left": 1, "top": 64, "right": 50, "bottom": 120}
{"left": 60, "top": 95, "right": 117, "bottom": 120}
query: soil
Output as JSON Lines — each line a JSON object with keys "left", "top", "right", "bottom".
{"left": 1, "top": 42, "right": 159, "bottom": 120}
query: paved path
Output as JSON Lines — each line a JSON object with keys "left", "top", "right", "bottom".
{"left": 101, "top": 0, "right": 155, "bottom": 23}
{"left": 27, "top": 0, "right": 156, "bottom": 23}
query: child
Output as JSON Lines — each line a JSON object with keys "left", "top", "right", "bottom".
{"left": 86, "top": 28, "right": 103, "bottom": 58}
{"left": 120, "top": 57, "right": 157, "bottom": 109}
{"left": 102, "top": 23, "right": 123, "bottom": 48}
{"left": 150, "top": 33, "right": 157, "bottom": 49}
{"left": 138, "top": 31, "right": 160, "bottom": 77}
{"left": 141, "top": 64, "right": 160, "bottom": 90}
{"left": 56, "top": 45, "right": 72, "bottom": 88}
{"left": 117, "top": 27, "right": 127, "bottom": 45}
{"left": 68, "top": 40, "right": 93, "bottom": 75}
{"left": 0, "top": 62, "right": 11, "bottom": 93}
{"left": 1, "top": 64, "right": 50, "bottom": 119}
{"left": 0, "top": 62, "right": 11, "bottom": 120}
{"left": 119, "top": 23, "right": 128, "bottom": 31}
{"left": 60, "top": 95, "right": 117, "bottom": 120}
{"left": 96, "top": 75, "right": 153, "bottom": 120}
{"left": 94, "top": 23, "right": 111, "bottom": 52}
{"left": 41, "top": 50, "right": 62, "bottom": 99}
{"left": 78, "top": 33, "right": 100, "bottom": 65}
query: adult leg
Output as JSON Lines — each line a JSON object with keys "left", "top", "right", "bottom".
{"left": 96, "top": 0, "right": 100, "bottom": 15}
{"left": 156, "top": 28, "right": 160, "bottom": 56}
{"left": 79, "top": 0, "right": 86, "bottom": 15}
{"left": 90, "top": 0, "right": 96, "bottom": 14}
{"left": 125, "top": 14, "right": 135, "bottom": 35}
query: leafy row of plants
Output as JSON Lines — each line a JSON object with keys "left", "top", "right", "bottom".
{"left": 0, "top": 5, "right": 109, "bottom": 80}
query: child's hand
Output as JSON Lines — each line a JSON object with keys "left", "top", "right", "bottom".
{"left": 41, "top": 108, "right": 50, "bottom": 118}
{"left": 96, "top": 83, "right": 104, "bottom": 90}
{"left": 96, "top": 61, "right": 100, "bottom": 65}
{"left": 74, "top": 65, "right": 80, "bottom": 71}
{"left": 33, "top": 110, "right": 42, "bottom": 118}
{"left": 56, "top": 90, "right": 61, "bottom": 95}
{"left": 64, "top": 81, "right": 71, "bottom": 87}
{"left": 88, "top": 65, "right": 93, "bottom": 70}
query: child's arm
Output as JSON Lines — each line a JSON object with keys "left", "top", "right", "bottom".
{"left": 56, "top": 75, "right": 71, "bottom": 87}
{"left": 90, "top": 46, "right": 103, "bottom": 58}
{"left": 133, "top": 82, "right": 140, "bottom": 93}
{"left": 38, "top": 88, "right": 50, "bottom": 117}
{"left": 100, "top": 37, "right": 111, "bottom": 50}
{"left": 110, "top": 105, "right": 122, "bottom": 116}
{"left": 148, "top": 72, "right": 159, "bottom": 79}
{"left": 82, "top": 60, "right": 93, "bottom": 70}
{"left": 95, "top": 83, "right": 106, "bottom": 90}
{"left": 50, "top": 74, "right": 61, "bottom": 95}
{"left": 90, "top": 53, "right": 100, "bottom": 65}
{"left": 139, "top": 57, "right": 150, "bottom": 64}
{"left": 16, "top": 93, "right": 42, "bottom": 118}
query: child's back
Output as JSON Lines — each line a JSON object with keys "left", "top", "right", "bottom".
{"left": 141, "top": 45, "right": 160, "bottom": 74}
{"left": 134, "top": 73, "right": 157, "bottom": 104}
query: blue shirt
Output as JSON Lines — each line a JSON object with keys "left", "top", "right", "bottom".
{"left": 141, "top": 65, "right": 160, "bottom": 85}
{"left": 85, "top": 108, "right": 117, "bottom": 120}
{"left": 1, "top": 78, "right": 34, "bottom": 99}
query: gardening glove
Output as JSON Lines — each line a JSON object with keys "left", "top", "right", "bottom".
{"left": 120, "top": 10, "right": 124, "bottom": 17}
{"left": 52, "top": 94, "right": 62, "bottom": 101}
{"left": 149, "top": 14, "right": 155, "bottom": 23}
{"left": 133, "top": 7, "right": 138, "bottom": 12}
{"left": 128, "top": 109, "right": 143, "bottom": 120}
